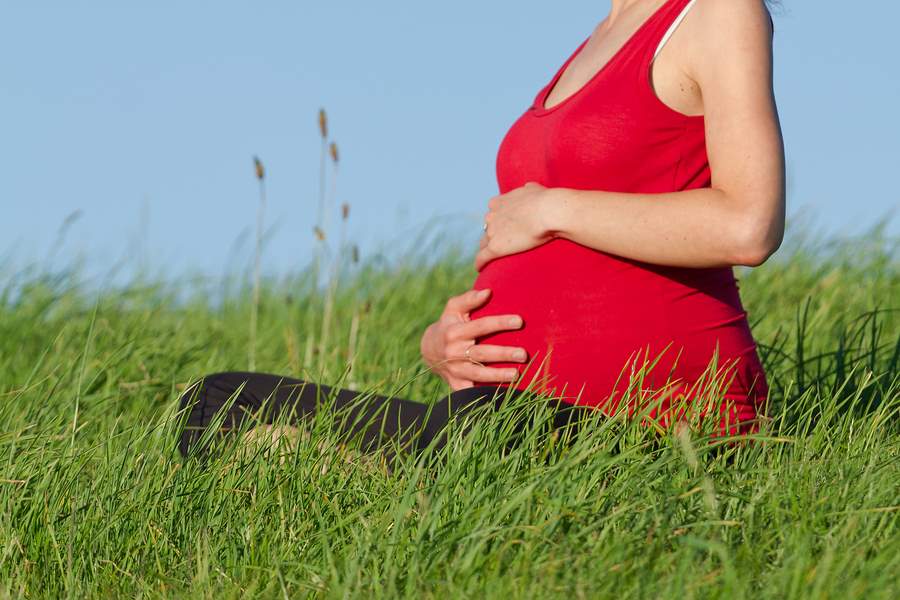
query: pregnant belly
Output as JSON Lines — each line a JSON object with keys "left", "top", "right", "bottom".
{"left": 469, "top": 239, "right": 767, "bottom": 412}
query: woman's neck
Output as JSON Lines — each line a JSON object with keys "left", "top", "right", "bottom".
{"left": 606, "top": 0, "right": 663, "bottom": 27}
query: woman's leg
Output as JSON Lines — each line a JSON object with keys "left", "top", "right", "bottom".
{"left": 176, "top": 371, "right": 516, "bottom": 464}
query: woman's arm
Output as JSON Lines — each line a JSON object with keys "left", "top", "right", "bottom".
{"left": 476, "top": 0, "right": 785, "bottom": 271}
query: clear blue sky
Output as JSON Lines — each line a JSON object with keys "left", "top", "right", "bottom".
{"left": 2, "top": 1, "right": 897, "bottom": 279}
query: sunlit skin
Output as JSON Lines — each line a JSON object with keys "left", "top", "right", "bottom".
{"left": 421, "top": 0, "right": 786, "bottom": 391}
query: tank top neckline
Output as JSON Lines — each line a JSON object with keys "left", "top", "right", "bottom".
{"left": 532, "top": 0, "right": 685, "bottom": 117}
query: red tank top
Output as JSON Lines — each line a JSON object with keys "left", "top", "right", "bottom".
{"left": 469, "top": 0, "right": 769, "bottom": 433}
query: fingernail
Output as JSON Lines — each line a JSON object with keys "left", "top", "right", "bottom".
{"left": 479, "top": 288, "right": 490, "bottom": 296}
{"left": 507, "top": 369, "right": 519, "bottom": 379}
{"left": 508, "top": 316, "right": 522, "bottom": 327}
{"left": 515, "top": 350, "right": 527, "bottom": 361}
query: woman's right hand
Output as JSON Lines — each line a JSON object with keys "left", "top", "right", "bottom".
{"left": 419, "top": 287, "right": 528, "bottom": 391}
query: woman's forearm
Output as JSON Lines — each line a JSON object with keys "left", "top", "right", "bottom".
{"left": 541, "top": 186, "right": 784, "bottom": 268}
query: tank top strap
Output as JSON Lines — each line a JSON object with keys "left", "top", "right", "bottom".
{"left": 595, "top": 0, "right": 697, "bottom": 92}
{"left": 631, "top": 0, "right": 774, "bottom": 67}
{"left": 631, "top": 0, "right": 698, "bottom": 67}
{"left": 652, "top": 0, "right": 699, "bottom": 61}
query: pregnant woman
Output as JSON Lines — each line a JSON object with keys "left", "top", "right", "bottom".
{"left": 178, "top": 0, "right": 785, "bottom": 463}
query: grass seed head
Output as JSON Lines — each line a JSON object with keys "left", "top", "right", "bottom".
{"left": 253, "top": 156, "right": 265, "bottom": 180}
{"left": 351, "top": 244, "right": 359, "bottom": 263}
{"left": 313, "top": 226, "right": 326, "bottom": 241}
{"left": 318, "top": 108, "right": 328, "bottom": 139}
{"left": 330, "top": 142, "right": 339, "bottom": 163}
{"left": 342, "top": 203, "right": 350, "bottom": 221}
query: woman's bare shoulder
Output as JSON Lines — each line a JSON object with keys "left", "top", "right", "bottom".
{"left": 690, "top": 0, "right": 774, "bottom": 49}
{"left": 682, "top": 0, "right": 774, "bottom": 87}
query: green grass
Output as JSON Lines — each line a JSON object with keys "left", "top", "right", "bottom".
{"left": 0, "top": 225, "right": 897, "bottom": 599}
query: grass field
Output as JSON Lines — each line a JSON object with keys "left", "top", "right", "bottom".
{"left": 1, "top": 224, "right": 897, "bottom": 599}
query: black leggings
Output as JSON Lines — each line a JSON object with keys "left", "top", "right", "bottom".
{"left": 176, "top": 372, "right": 587, "bottom": 465}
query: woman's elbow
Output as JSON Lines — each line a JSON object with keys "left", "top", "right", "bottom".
{"left": 731, "top": 212, "right": 784, "bottom": 267}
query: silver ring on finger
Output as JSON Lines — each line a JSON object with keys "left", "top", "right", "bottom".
{"left": 482, "top": 221, "right": 488, "bottom": 232}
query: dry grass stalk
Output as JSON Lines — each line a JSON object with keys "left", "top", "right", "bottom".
{"left": 315, "top": 108, "right": 329, "bottom": 263}
{"left": 347, "top": 309, "right": 360, "bottom": 388}
{"left": 250, "top": 155, "right": 266, "bottom": 371}
{"left": 318, "top": 139, "right": 342, "bottom": 375}
{"left": 284, "top": 326, "right": 301, "bottom": 374}
{"left": 307, "top": 108, "right": 330, "bottom": 378}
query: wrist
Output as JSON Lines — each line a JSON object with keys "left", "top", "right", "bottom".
{"left": 541, "top": 187, "right": 578, "bottom": 240}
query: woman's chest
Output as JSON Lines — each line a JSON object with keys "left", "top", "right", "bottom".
{"left": 496, "top": 97, "right": 699, "bottom": 195}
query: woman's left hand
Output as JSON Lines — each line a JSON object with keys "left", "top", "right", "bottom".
{"left": 474, "top": 181, "right": 556, "bottom": 271}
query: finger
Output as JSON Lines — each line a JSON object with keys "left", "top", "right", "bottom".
{"left": 445, "top": 288, "right": 491, "bottom": 314}
{"left": 457, "top": 344, "right": 528, "bottom": 364}
{"left": 450, "top": 362, "right": 520, "bottom": 383}
{"left": 450, "top": 314, "right": 523, "bottom": 340}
